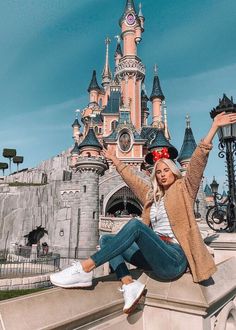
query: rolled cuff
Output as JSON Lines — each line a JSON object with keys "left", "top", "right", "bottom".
{"left": 199, "top": 140, "right": 213, "bottom": 151}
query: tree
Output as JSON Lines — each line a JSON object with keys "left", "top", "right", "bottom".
{"left": 0, "top": 163, "right": 8, "bottom": 176}
{"left": 13, "top": 156, "right": 24, "bottom": 172}
{"left": 3, "top": 149, "right": 16, "bottom": 174}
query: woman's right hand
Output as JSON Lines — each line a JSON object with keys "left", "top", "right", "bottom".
{"left": 101, "top": 148, "right": 118, "bottom": 164}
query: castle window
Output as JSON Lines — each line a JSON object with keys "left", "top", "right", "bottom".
{"left": 111, "top": 120, "right": 118, "bottom": 131}
{"left": 83, "top": 185, "right": 86, "bottom": 193}
{"left": 94, "top": 126, "right": 99, "bottom": 134}
{"left": 119, "top": 130, "right": 132, "bottom": 152}
{"left": 93, "top": 211, "right": 96, "bottom": 219}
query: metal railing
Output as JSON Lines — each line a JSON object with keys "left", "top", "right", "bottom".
{"left": 0, "top": 248, "right": 60, "bottom": 279}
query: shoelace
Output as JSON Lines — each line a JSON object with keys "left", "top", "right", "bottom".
{"left": 71, "top": 261, "right": 82, "bottom": 274}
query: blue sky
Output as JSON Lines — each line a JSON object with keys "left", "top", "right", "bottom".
{"left": 0, "top": 0, "right": 235, "bottom": 189}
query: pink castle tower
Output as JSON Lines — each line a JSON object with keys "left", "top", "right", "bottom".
{"left": 115, "top": 0, "right": 145, "bottom": 130}
{"left": 76, "top": 0, "right": 177, "bottom": 171}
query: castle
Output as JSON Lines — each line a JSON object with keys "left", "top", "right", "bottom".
{"left": 0, "top": 0, "right": 203, "bottom": 260}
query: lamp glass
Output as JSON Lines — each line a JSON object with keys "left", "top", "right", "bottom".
{"left": 210, "top": 181, "right": 219, "bottom": 194}
{"left": 221, "top": 124, "right": 231, "bottom": 139}
{"left": 232, "top": 122, "right": 236, "bottom": 139}
{"left": 217, "top": 127, "right": 223, "bottom": 141}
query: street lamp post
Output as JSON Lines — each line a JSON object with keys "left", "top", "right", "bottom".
{"left": 206, "top": 177, "right": 229, "bottom": 231}
{"left": 206, "top": 94, "right": 236, "bottom": 232}
{"left": 195, "top": 198, "right": 201, "bottom": 219}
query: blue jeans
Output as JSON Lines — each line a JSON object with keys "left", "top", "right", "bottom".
{"left": 90, "top": 219, "right": 188, "bottom": 280}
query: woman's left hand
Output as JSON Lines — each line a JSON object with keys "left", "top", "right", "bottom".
{"left": 213, "top": 112, "right": 236, "bottom": 128}
{"left": 203, "top": 111, "right": 236, "bottom": 145}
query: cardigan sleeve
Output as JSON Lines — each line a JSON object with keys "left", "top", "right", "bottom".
{"left": 183, "top": 141, "right": 213, "bottom": 201}
{"left": 115, "top": 160, "right": 150, "bottom": 206}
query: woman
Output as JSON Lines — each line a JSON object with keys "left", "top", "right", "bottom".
{"left": 50, "top": 112, "right": 236, "bottom": 314}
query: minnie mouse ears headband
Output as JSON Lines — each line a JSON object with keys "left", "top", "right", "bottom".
{"left": 152, "top": 148, "right": 170, "bottom": 162}
{"left": 145, "top": 147, "right": 178, "bottom": 165}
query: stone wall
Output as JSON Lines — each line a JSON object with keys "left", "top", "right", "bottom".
{"left": 0, "top": 274, "right": 51, "bottom": 291}
{"left": 1, "top": 148, "right": 72, "bottom": 184}
{"left": 0, "top": 179, "right": 81, "bottom": 259}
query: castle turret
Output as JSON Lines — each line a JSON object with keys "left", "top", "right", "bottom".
{"left": 177, "top": 114, "right": 197, "bottom": 172}
{"left": 141, "top": 83, "right": 149, "bottom": 126}
{"left": 162, "top": 100, "right": 171, "bottom": 140}
{"left": 150, "top": 65, "right": 165, "bottom": 128}
{"left": 76, "top": 127, "right": 107, "bottom": 258}
{"left": 138, "top": 3, "right": 145, "bottom": 31}
{"left": 72, "top": 118, "right": 81, "bottom": 143}
{"left": 88, "top": 70, "right": 101, "bottom": 104}
{"left": 102, "top": 37, "right": 112, "bottom": 90}
{"left": 78, "top": 127, "right": 103, "bottom": 157}
{"left": 115, "top": 0, "right": 145, "bottom": 130}
{"left": 145, "top": 128, "right": 178, "bottom": 165}
{"left": 114, "top": 36, "right": 123, "bottom": 67}
{"left": 70, "top": 142, "right": 80, "bottom": 167}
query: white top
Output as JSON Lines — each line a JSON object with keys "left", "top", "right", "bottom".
{"left": 150, "top": 198, "right": 178, "bottom": 243}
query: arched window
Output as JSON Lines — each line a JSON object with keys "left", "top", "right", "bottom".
{"left": 83, "top": 185, "right": 86, "bottom": 193}
{"left": 111, "top": 120, "right": 118, "bottom": 131}
{"left": 94, "top": 126, "right": 99, "bottom": 134}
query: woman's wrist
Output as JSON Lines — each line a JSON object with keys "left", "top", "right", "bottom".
{"left": 202, "top": 123, "right": 218, "bottom": 145}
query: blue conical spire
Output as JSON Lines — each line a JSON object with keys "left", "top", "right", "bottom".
{"left": 150, "top": 65, "right": 165, "bottom": 101}
{"left": 177, "top": 115, "right": 197, "bottom": 163}
{"left": 204, "top": 184, "right": 213, "bottom": 197}
{"left": 78, "top": 127, "right": 102, "bottom": 150}
{"left": 71, "top": 142, "right": 80, "bottom": 155}
{"left": 72, "top": 118, "right": 81, "bottom": 128}
{"left": 87, "top": 70, "right": 101, "bottom": 93}
{"left": 147, "top": 129, "right": 178, "bottom": 159}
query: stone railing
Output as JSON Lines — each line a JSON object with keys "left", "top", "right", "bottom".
{"left": 99, "top": 216, "right": 132, "bottom": 233}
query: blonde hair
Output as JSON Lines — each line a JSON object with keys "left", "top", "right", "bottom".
{"left": 147, "top": 158, "right": 182, "bottom": 203}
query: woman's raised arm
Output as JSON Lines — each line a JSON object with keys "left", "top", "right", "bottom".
{"left": 184, "top": 112, "right": 236, "bottom": 200}
{"left": 101, "top": 147, "right": 150, "bottom": 205}
{"left": 202, "top": 112, "right": 236, "bottom": 144}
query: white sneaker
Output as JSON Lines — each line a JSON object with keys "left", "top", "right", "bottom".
{"left": 50, "top": 261, "right": 93, "bottom": 288}
{"left": 120, "top": 280, "right": 146, "bottom": 314}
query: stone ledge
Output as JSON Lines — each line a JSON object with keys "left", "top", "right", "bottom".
{"left": 0, "top": 258, "right": 235, "bottom": 330}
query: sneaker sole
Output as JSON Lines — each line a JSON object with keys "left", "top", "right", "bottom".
{"left": 123, "top": 284, "right": 146, "bottom": 314}
{"left": 50, "top": 280, "right": 92, "bottom": 288}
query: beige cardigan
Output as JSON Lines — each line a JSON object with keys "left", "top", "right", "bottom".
{"left": 115, "top": 141, "right": 217, "bottom": 283}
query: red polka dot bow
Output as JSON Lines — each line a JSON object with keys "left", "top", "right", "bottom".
{"left": 152, "top": 148, "right": 170, "bottom": 162}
